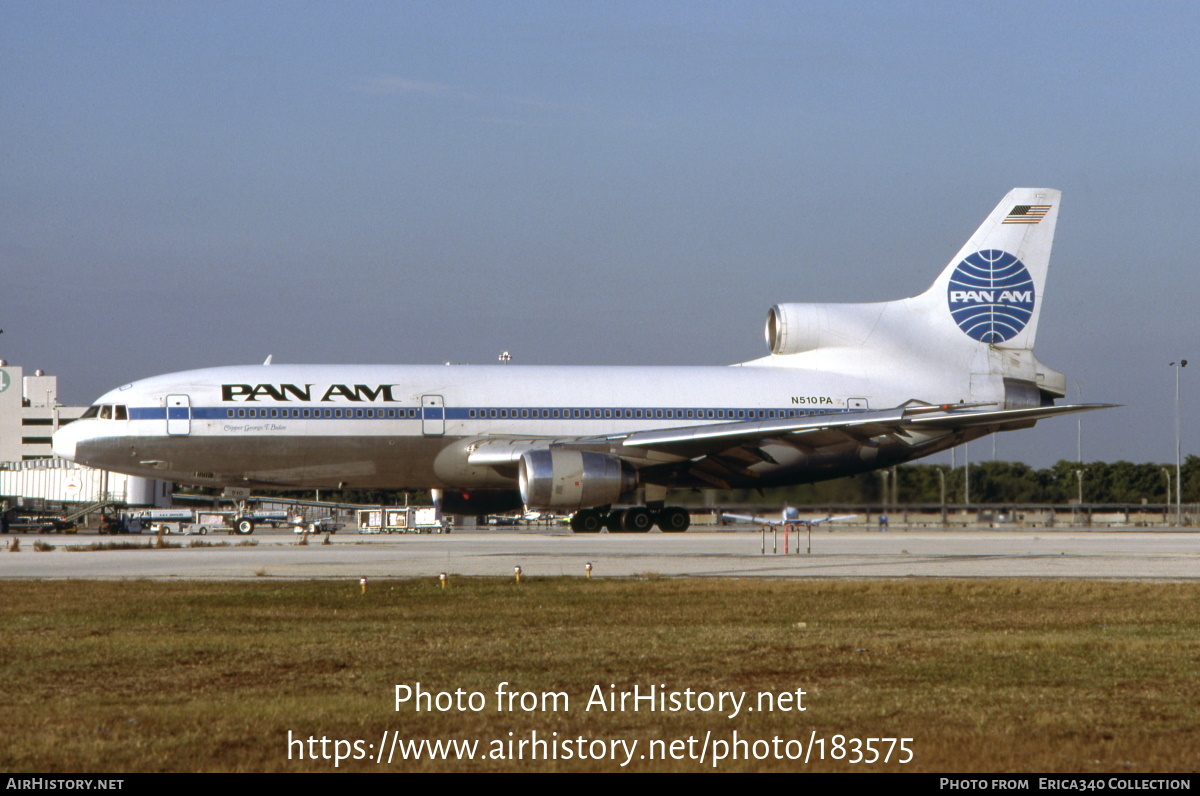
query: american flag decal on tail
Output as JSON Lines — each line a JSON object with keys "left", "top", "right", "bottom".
{"left": 1002, "top": 204, "right": 1051, "bottom": 224}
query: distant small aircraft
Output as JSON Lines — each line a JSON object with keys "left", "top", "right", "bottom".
{"left": 721, "top": 507, "right": 858, "bottom": 528}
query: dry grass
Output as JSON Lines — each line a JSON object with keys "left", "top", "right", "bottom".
{"left": 68, "top": 541, "right": 179, "bottom": 552}
{"left": 0, "top": 579, "right": 1197, "bottom": 772}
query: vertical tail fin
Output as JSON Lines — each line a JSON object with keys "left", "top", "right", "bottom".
{"left": 917, "top": 188, "right": 1061, "bottom": 351}
{"left": 758, "top": 188, "right": 1067, "bottom": 401}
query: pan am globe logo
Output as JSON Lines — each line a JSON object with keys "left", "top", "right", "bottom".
{"left": 947, "top": 249, "right": 1035, "bottom": 343}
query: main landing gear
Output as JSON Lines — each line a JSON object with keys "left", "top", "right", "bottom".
{"left": 569, "top": 506, "right": 691, "bottom": 534}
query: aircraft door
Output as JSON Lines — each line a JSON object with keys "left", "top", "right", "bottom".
{"left": 166, "top": 394, "right": 191, "bottom": 436}
{"left": 421, "top": 394, "right": 445, "bottom": 436}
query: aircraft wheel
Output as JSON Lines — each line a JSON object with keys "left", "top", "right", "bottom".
{"left": 234, "top": 519, "right": 255, "bottom": 535}
{"left": 571, "top": 511, "right": 603, "bottom": 533}
{"left": 621, "top": 507, "right": 653, "bottom": 533}
{"left": 605, "top": 509, "right": 626, "bottom": 532}
{"left": 657, "top": 507, "right": 690, "bottom": 533}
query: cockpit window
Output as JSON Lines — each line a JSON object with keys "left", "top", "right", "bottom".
{"left": 84, "top": 404, "right": 129, "bottom": 420}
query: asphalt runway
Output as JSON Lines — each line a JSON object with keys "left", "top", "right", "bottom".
{"left": 1, "top": 526, "right": 1197, "bottom": 580}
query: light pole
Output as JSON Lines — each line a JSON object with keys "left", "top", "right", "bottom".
{"left": 1162, "top": 467, "right": 1172, "bottom": 522}
{"left": 1074, "top": 379, "right": 1084, "bottom": 463}
{"left": 964, "top": 443, "right": 970, "bottom": 506}
{"left": 1170, "top": 360, "right": 1188, "bottom": 525}
{"left": 1070, "top": 468, "right": 1084, "bottom": 526}
{"left": 937, "top": 467, "right": 947, "bottom": 526}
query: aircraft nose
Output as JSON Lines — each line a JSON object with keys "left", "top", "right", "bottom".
{"left": 52, "top": 424, "right": 78, "bottom": 461}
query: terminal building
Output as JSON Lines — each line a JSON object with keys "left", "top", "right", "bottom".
{"left": 0, "top": 362, "right": 169, "bottom": 508}
{"left": 0, "top": 361, "right": 84, "bottom": 461}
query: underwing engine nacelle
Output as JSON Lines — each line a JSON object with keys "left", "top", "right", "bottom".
{"left": 518, "top": 449, "right": 637, "bottom": 510}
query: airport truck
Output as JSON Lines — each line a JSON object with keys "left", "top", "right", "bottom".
{"left": 357, "top": 507, "right": 447, "bottom": 534}
{"left": 130, "top": 508, "right": 319, "bottom": 535}
{"left": 139, "top": 509, "right": 227, "bottom": 535}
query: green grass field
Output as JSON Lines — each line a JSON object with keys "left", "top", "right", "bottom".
{"left": 2, "top": 579, "right": 1197, "bottom": 772}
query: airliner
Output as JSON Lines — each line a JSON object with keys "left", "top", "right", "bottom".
{"left": 53, "top": 188, "right": 1109, "bottom": 533}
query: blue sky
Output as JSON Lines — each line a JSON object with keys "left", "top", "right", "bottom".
{"left": 3, "top": 1, "right": 1198, "bottom": 468}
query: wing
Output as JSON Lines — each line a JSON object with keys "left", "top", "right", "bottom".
{"left": 618, "top": 403, "right": 1112, "bottom": 457}
{"left": 465, "top": 402, "right": 1116, "bottom": 489}
{"left": 721, "top": 512, "right": 781, "bottom": 525}
{"left": 614, "top": 402, "right": 1116, "bottom": 488}
{"left": 805, "top": 514, "right": 859, "bottom": 525}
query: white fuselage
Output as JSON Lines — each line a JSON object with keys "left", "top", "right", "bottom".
{"left": 52, "top": 360, "right": 985, "bottom": 491}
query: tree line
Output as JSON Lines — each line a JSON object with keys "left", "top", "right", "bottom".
{"left": 703, "top": 456, "right": 1200, "bottom": 506}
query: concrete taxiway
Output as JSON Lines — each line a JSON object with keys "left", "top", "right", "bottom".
{"left": 0, "top": 526, "right": 1197, "bottom": 580}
